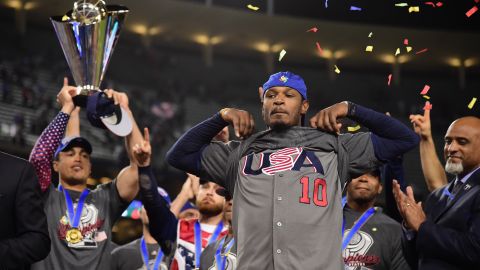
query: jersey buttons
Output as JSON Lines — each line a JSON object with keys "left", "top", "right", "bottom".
{"left": 277, "top": 196, "right": 283, "bottom": 201}
{"left": 276, "top": 249, "right": 282, "bottom": 254}
{"left": 277, "top": 221, "right": 282, "bottom": 227}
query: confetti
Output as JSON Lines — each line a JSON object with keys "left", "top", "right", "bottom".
{"left": 436, "top": 2, "right": 443, "bottom": 7}
{"left": 307, "top": 27, "right": 318, "bottom": 33}
{"left": 404, "top": 38, "right": 409, "bottom": 45}
{"left": 247, "top": 4, "right": 259, "bottom": 11}
{"left": 278, "top": 49, "right": 287, "bottom": 61}
{"left": 348, "top": 125, "right": 361, "bottom": 132}
{"left": 420, "top": 84, "right": 431, "bottom": 95}
{"left": 466, "top": 6, "right": 478, "bottom": 18}
{"left": 395, "top": 3, "right": 409, "bottom": 7}
{"left": 468, "top": 97, "right": 477, "bottom": 109}
{"left": 325, "top": 0, "right": 329, "bottom": 8}
{"left": 423, "top": 95, "right": 430, "bottom": 99}
{"left": 425, "top": 2, "right": 435, "bottom": 7}
{"left": 365, "top": 45, "right": 374, "bottom": 52}
{"left": 387, "top": 74, "right": 393, "bottom": 86}
{"left": 350, "top": 6, "right": 362, "bottom": 11}
{"left": 316, "top": 42, "right": 323, "bottom": 55}
{"left": 415, "top": 48, "right": 428, "bottom": 54}
{"left": 406, "top": 46, "right": 413, "bottom": 52}
{"left": 395, "top": 48, "right": 401, "bottom": 56}
{"left": 334, "top": 65, "right": 341, "bottom": 74}
{"left": 368, "top": 32, "right": 373, "bottom": 38}
{"left": 409, "top": 6, "right": 420, "bottom": 13}
{"left": 423, "top": 101, "right": 433, "bottom": 111}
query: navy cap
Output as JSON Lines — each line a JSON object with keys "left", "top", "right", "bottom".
{"left": 262, "top": 71, "right": 307, "bottom": 100}
{"left": 54, "top": 136, "right": 93, "bottom": 158}
{"left": 86, "top": 91, "right": 133, "bottom": 137}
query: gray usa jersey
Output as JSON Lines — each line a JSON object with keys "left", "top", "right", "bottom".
{"left": 199, "top": 127, "right": 380, "bottom": 270}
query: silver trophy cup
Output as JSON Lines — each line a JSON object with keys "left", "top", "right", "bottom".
{"left": 51, "top": 1, "right": 132, "bottom": 136}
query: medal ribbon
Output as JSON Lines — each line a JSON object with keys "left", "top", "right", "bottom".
{"left": 342, "top": 207, "right": 376, "bottom": 251}
{"left": 214, "top": 237, "right": 235, "bottom": 270}
{"left": 140, "top": 237, "right": 164, "bottom": 270}
{"left": 194, "top": 221, "right": 224, "bottom": 269}
{"left": 62, "top": 187, "right": 90, "bottom": 229}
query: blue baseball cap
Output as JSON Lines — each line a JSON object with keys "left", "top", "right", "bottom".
{"left": 54, "top": 136, "right": 92, "bottom": 158}
{"left": 262, "top": 71, "right": 308, "bottom": 100}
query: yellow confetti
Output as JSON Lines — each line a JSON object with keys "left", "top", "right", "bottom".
{"left": 247, "top": 4, "right": 260, "bottom": 11}
{"left": 334, "top": 65, "right": 340, "bottom": 74}
{"left": 406, "top": 46, "right": 412, "bottom": 52}
{"left": 348, "top": 125, "right": 361, "bottom": 132}
{"left": 365, "top": 45, "right": 374, "bottom": 52}
{"left": 368, "top": 32, "right": 373, "bottom": 38}
{"left": 278, "top": 49, "right": 287, "bottom": 61}
{"left": 395, "top": 48, "right": 400, "bottom": 56}
{"left": 62, "top": 15, "right": 70, "bottom": 21}
{"left": 395, "top": 3, "right": 408, "bottom": 7}
{"left": 468, "top": 97, "right": 477, "bottom": 109}
{"left": 409, "top": 6, "right": 420, "bottom": 13}
{"left": 423, "top": 95, "right": 430, "bottom": 100}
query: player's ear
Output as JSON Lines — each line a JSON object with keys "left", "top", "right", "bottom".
{"left": 378, "top": 183, "right": 383, "bottom": 195}
{"left": 53, "top": 160, "right": 59, "bottom": 172}
{"left": 258, "top": 87, "right": 264, "bottom": 103}
{"left": 301, "top": 99, "right": 309, "bottom": 114}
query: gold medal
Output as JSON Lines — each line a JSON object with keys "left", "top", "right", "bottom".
{"left": 66, "top": 228, "right": 83, "bottom": 244}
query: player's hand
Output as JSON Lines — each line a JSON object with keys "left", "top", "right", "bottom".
{"left": 57, "top": 77, "right": 77, "bottom": 114}
{"left": 219, "top": 108, "right": 255, "bottom": 139}
{"left": 132, "top": 127, "right": 151, "bottom": 167}
{"left": 181, "top": 173, "right": 200, "bottom": 200}
{"left": 309, "top": 101, "right": 349, "bottom": 134}
{"left": 409, "top": 108, "right": 432, "bottom": 141}
{"left": 104, "top": 89, "right": 129, "bottom": 110}
{"left": 392, "top": 180, "right": 426, "bottom": 231}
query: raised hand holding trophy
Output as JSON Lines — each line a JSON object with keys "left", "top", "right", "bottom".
{"left": 51, "top": 0, "right": 132, "bottom": 136}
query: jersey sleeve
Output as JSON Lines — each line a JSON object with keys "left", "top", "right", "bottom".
{"left": 102, "top": 179, "right": 130, "bottom": 223}
{"left": 338, "top": 132, "right": 381, "bottom": 181}
{"left": 199, "top": 141, "right": 239, "bottom": 188}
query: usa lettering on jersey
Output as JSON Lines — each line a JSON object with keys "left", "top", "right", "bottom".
{"left": 242, "top": 147, "right": 324, "bottom": 176}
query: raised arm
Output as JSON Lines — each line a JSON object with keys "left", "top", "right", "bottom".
{"left": 134, "top": 128, "right": 178, "bottom": 245}
{"left": 29, "top": 78, "right": 76, "bottom": 191}
{"left": 105, "top": 89, "right": 143, "bottom": 202}
{"left": 409, "top": 108, "right": 447, "bottom": 191}
{"left": 311, "top": 101, "right": 419, "bottom": 162}
{"left": 166, "top": 108, "right": 252, "bottom": 174}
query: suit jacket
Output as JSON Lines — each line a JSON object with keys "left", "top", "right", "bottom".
{"left": 404, "top": 168, "right": 480, "bottom": 270}
{"left": 0, "top": 152, "right": 50, "bottom": 269}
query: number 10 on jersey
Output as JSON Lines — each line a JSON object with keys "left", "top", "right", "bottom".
{"left": 299, "top": 176, "right": 328, "bottom": 207}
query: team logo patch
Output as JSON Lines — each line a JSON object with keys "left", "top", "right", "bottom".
{"left": 279, "top": 75, "right": 288, "bottom": 83}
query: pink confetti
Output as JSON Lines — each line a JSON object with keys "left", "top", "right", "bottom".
{"left": 307, "top": 27, "right": 318, "bottom": 33}
{"left": 420, "top": 85, "right": 430, "bottom": 95}
{"left": 425, "top": 2, "right": 435, "bottom": 7}
{"left": 403, "top": 38, "right": 409, "bottom": 45}
{"left": 423, "top": 101, "right": 433, "bottom": 111}
{"left": 415, "top": 48, "right": 428, "bottom": 55}
{"left": 316, "top": 42, "right": 323, "bottom": 55}
{"left": 387, "top": 74, "right": 393, "bottom": 86}
{"left": 436, "top": 2, "right": 443, "bottom": 7}
{"left": 466, "top": 6, "right": 478, "bottom": 17}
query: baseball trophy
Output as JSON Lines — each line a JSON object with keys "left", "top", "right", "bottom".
{"left": 51, "top": 0, "right": 132, "bottom": 136}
